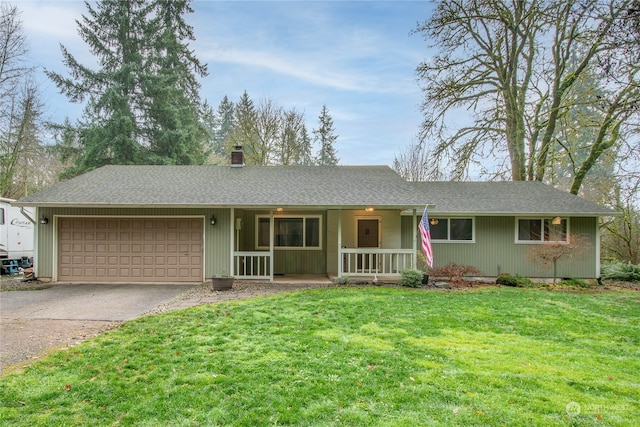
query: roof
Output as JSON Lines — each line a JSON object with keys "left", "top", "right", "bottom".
{"left": 13, "top": 165, "right": 428, "bottom": 209}
{"left": 413, "top": 181, "right": 618, "bottom": 217}
{"left": 13, "top": 166, "right": 617, "bottom": 216}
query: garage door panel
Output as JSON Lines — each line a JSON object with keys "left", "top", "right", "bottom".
{"left": 58, "top": 217, "right": 203, "bottom": 283}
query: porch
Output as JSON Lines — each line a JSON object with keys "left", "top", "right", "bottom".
{"left": 228, "top": 207, "right": 420, "bottom": 282}
{"left": 232, "top": 248, "right": 416, "bottom": 281}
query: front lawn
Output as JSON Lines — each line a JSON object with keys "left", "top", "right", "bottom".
{"left": 1, "top": 286, "right": 639, "bottom": 426}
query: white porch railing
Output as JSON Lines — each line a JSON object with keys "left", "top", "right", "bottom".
{"left": 233, "top": 251, "right": 271, "bottom": 279}
{"left": 341, "top": 248, "right": 415, "bottom": 276}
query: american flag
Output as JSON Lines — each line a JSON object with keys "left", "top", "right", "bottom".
{"left": 419, "top": 207, "right": 434, "bottom": 268}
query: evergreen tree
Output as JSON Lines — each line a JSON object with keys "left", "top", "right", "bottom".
{"left": 313, "top": 105, "right": 339, "bottom": 166}
{"left": 299, "top": 124, "right": 314, "bottom": 165}
{"left": 229, "top": 91, "right": 259, "bottom": 163}
{"left": 143, "top": 0, "right": 208, "bottom": 164}
{"left": 47, "top": 0, "right": 148, "bottom": 173}
{"left": 47, "top": 0, "right": 208, "bottom": 175}
{"left": 213, "top": 95, "right": 235, "bottom": 156}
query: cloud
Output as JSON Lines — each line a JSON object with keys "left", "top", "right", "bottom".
{"left": 200, "top": 46, "right": 389, "bottom": 93}
{"left": 16, "top": 1, "right": 84, "bottom": 41}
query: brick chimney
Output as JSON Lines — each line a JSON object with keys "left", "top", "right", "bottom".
{"left": 231, "top": 145, "right": 244, "bottom": 167}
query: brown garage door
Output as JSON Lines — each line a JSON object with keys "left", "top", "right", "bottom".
{"left": 58, "top": 217, "right": 203, "bottom": 283}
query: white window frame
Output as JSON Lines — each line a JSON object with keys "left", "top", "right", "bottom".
{"left": 256, "top": 214, "right": 323, "bottom": 250}
{"left": 515, "top": 217, "right": 570, "bottom": 244}
{"left": 425, "top": 216, "right": 475, "bottom": 243}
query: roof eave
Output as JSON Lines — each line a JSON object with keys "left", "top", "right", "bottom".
{"left": 12, "top": 202, "right": 430, "bottom": 211}
{"left": 419, "top": 211, "right": 621, "bottom": 217}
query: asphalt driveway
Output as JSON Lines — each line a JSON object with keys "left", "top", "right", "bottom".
{"left": 1, "top": 283, "right": 192, "bottom": 322}
{"left": 0, "top": 283, "right": 193, "bottom": 372}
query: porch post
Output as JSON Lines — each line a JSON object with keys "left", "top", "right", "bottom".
{"left": 412, "top": 208, "right": 417, "bottom": 269}
{"left": 230, "top": 207, "right": 235, "bottom": 277}
{"left": 337, "top": 210, "right": 342, "bottom": 278}
{"left": 269, "top": 209, "right": 274, "bottom": 282}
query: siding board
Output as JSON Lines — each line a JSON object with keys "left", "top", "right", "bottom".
{"left": 403, "top": 215, "right": 599, "bottom": 278}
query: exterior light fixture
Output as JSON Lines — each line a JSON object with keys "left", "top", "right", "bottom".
{"left": 430, "top": 218, "right": 439, "bottom": 225}
{"left": 365, "top": 207, "right": 374, "bottom": 212}
{"left": 39, "top": 216, "right": 49, "bottom": 225}
{"left": 551, "top": 216, "right": 562, "bottom": 225}
{"left": 276, "top": 207, "right": 284, "bottom": 212}
{"left": 210, "top": 215, "right": 216, "bottom": 225}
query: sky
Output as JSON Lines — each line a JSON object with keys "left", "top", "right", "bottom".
{"left": 13, "top": 0, "right": 433, "bottom": 166}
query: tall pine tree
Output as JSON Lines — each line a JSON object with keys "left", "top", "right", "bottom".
{"left": 313, "top": 105, "right": 339, "bottom": 166}
{"left": 47, "top": 0, "right": 208, "bottom": 175}
{"left": 143, "top": 0, "right": 208, "bottom": 164}
{"left": 229, "top": 91, "right": 259, "bottom": 164}
{"left": 213, "top": 95, "right": 235, "bottom": 156}
{"left": 47, "top": 0, "right": 147, "bottom": 174}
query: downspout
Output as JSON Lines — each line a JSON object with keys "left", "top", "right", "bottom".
{"left": 596, "top": 216, "right": 602, "bottom": 281}
{"left": 20, "top": 207, "right": 36, "bottom": 224}
{"left": 269, "top": 209, "right": 274, "bottom": 282}
{"left": 230, "top": 207, "right": 235, "bottom": 278}
{"left": 337, "top": 210, "right": 342, "bottom": 278}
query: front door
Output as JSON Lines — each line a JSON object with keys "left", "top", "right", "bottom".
{"left": 357, "top": 218, "right": 379, "bottom": 271}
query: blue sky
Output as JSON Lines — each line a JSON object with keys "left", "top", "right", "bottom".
{"left": 15, "top": 0, "right": 432, "bottom": 165}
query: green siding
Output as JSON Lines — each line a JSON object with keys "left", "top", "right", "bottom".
{"left": 402, "top": 215, "right": 600, "bottom": 279}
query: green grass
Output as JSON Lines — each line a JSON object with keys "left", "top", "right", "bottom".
{"left": 1, "top": 286, "right": 639, "bottom": 426}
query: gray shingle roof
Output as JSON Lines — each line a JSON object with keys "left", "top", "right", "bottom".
{"left": 14, "top": 165, "right": 428, "bottom": 209}
{"left": 14, "top": 165, "right": 617, "bottom": 216}
{"left": 413, "top": 181, "right": 617, "bottom": 216}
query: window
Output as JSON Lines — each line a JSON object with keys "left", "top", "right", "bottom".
{"left": 517, "top": 218, "right": 568, "bottom": 243}
{"left": 427, "top": 217, "right": 474, "bottom": 242}
{"left": 257, "top": 215, "right": 322, "bottom": 249}
{"left": 0, "top": 208, "right": 4, "bottom": 225}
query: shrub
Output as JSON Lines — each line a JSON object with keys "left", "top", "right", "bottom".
{"left": 601, "top": 261, "right": 640, "bottom": 282}
{"left": 496, "top": 273, "right": 533, "bottom": 287}
{"left": 398, "top": 268, "right": 423, "bottom": 288}
{"left": 557, "top": 277, "right": 590, "bottom": 288}
{"left": 335, "top": 276, "right": 351, "bottom": 285}
{"left": 430, "top": 263, "right": 481, "bottom": 282}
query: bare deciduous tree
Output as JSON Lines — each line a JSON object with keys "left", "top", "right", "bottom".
{"left": 392, "top": 141, "right": 433, "bottom": 182}
{"left": 529, "top": 234, "right": 590, "bottom": 283}
{"left": 415, "top": 0, "right": 639, "bottom": 195}
{"left": 0, "top": 4, "right": 48, "bottom": 198}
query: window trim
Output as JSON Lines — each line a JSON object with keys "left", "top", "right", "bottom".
{"left": 424, "top": 216, "right": 475, "bottom": 243}
{"left": 256, "top": 214, "right": 323, "bottom": 250}
{"left": 515, "top": 217, "right": 570, "bottom": 244}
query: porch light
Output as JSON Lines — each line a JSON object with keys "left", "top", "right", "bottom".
{"left": 39, "top": 215, "right": 49, "bottom": 225}
{"left": 551, "top": 216, "right": 562, "bottom": 225}
{"left": 430, "top": 218, "right": 439, "bottom": 225}
{"left": 365, "top": 207, "right": 374, "bottom": 212}
{"left": 276, "top": 208, "right": 284, "bottom": 212}
{"left": 210, "top": 215, "right": 216, "bottom": 225}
